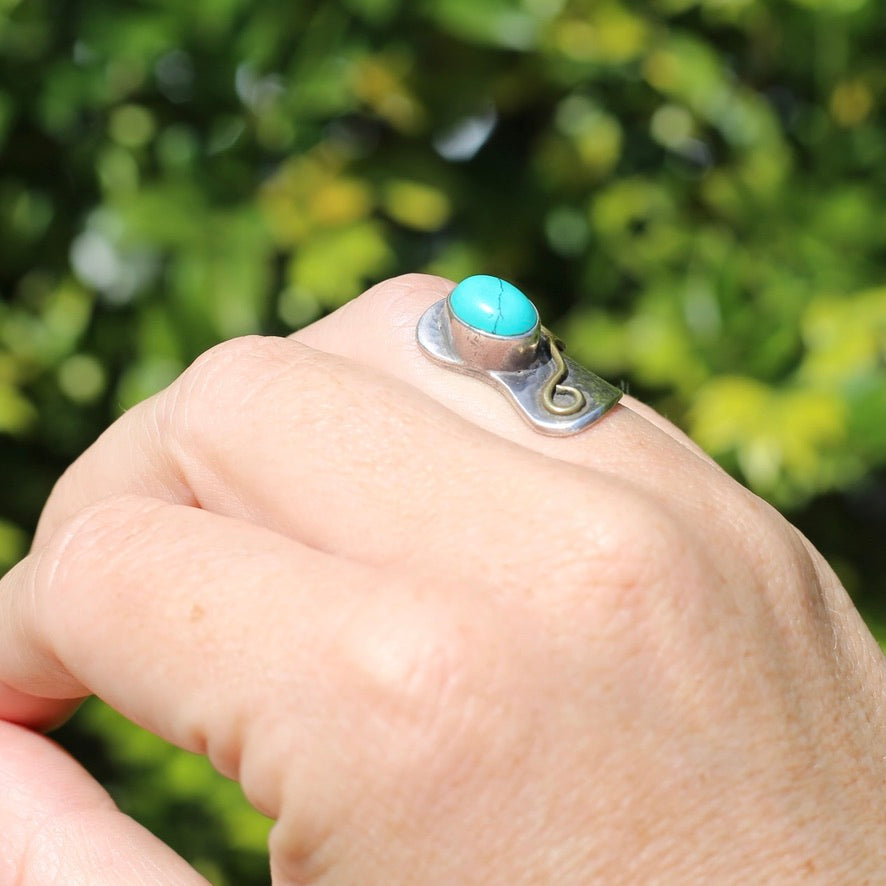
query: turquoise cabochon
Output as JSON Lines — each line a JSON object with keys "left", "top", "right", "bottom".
{"left": 449, "top": 275, "right": 539, "bottom": 337}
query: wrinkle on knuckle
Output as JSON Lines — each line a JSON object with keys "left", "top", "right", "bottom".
{"left": 165, "top": 335, "right": 270, "bottom": 416}
{"left": 158, "top": 334, "right": 317, "bottom": 457}
{"left": 552, "top": 481, "right": 695, "bottom": 618}
{"left": 364, "top": 273, "right": 453, "bottom": 308}
{"left": 158, "top": 336, "right": 346, "bottom": 455}
{"left": 34, "top": 496, "right": 165, "bottom": 660}
{"left": 755, "top": 516, "right": 837, "bottom": 644}
{"left": 695, "top": 486, "right": 831, "bottom": 630}
{"left": 335, "top": 591, "right": 507, "bottom": 792}
{"left": 351, "top": 273, "right": 454, "bottom": 333}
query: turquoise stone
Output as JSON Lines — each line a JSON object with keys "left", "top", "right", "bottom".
{"left": 449, "top": 275, "right": 538, "bottom": 337}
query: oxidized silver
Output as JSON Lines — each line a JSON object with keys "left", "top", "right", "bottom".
{"left": 447, "top": 302, "right": 541, "bottom": 371}
{"left": 416, "top": 297, "right": 622, "bottom": 436}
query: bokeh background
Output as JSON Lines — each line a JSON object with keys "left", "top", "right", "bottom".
{"left": 2, "top": 0, "right": 884, "bottom": 880}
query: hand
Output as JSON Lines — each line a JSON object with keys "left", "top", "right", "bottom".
{"left": 1, "top": 274, "right": 884, "bottom": 883}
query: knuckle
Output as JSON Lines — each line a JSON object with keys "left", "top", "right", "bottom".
{"left": 553, "top": 481, "right": 696, "bottom": 618}
{"left": 335, "top": 590, "right": 510, "bottom": 790}
{"left": 156, "top": 334, "right": 315, "bottom": 449}
{"left": 38, "top": 494, "right": 137, "bottom": 584}
{"left": 185, "top": 334, "right": 290, "bottom": 381}
{"left": 735, "top": 500, "right": 832, "bottom": 626}
{"left": 534, "top": 479, "right": 740, "bottom": 672}
{"left": 34, "top": 495, "right": 164, "bottom": 646}
{"left": 243, "top": 589, "right": 523, "bottom": 865}
{"left": 351, "top": 273, "right": 454, "bottom": 331}
{"left": 362, "top": 272, "right": 453, "bottom": 309}
{"left": 167, "top": 334, "right": 291, "bottom": 411}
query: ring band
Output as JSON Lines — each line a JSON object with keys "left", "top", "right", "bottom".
{"left": 416, "top": 275, "right": 622, "bottom": 436}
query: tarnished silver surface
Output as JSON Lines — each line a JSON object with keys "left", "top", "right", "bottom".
{"left": 416, "top": 298, "right": 622, "bottom": 436}
{"left": 446, "top": 301, "right": 540, "bottom": 371}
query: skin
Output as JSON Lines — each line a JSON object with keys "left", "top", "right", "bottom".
{"left": 0, "top": 274, "right": 884, "bottom": 884}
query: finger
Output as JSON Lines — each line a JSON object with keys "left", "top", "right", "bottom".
{"left": 289, "top": 275, "right": 771, "bottom": 548}
{"left": 30, "top": 333, "right": 626, "bottom": 576}
{"left": 292, "top": 273, "right": 721, "bottom": 469}
{"left": 0, "top": 679, "right": 83, "bottom": 730}
{"left": 0, "top": 494, "right": 513, "bottom": 840}
{"left": 0, "top": 720, "right": 207, "bottom": 885}
{"left": 3, "top": 495, "right": 378, "bottom": 729}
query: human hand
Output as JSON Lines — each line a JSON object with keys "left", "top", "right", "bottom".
{"left": 1, "top": 274, "right": 884, "bottom": 883}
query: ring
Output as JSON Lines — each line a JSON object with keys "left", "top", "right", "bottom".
{"left": 416, "top": 275, "right": 622, "bottom": 435}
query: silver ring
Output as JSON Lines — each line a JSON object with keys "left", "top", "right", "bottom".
{"left": 416, "top": 275, "right": 622, "bottom": 436}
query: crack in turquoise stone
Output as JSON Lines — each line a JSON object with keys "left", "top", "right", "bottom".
{"left": 449, "top": 275, "right": 538, "bottom": 336}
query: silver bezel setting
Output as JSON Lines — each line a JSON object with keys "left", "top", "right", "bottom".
{"left": 445, "top": 298, "right": 540, "bottom": 371}
{"left": 416, "top": 297, "right": 622, "bottom": 436}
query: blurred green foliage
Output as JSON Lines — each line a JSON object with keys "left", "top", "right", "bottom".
{"left": 2, "top": 0, "right": 885, "bottom": 881}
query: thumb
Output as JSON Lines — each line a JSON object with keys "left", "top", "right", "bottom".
{"left": 0, "top": 720, "right": 210, "bottom": 885}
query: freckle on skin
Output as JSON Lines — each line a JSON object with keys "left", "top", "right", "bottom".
{"left": 189, "top": 603, "right": 205, "bottom": 623}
